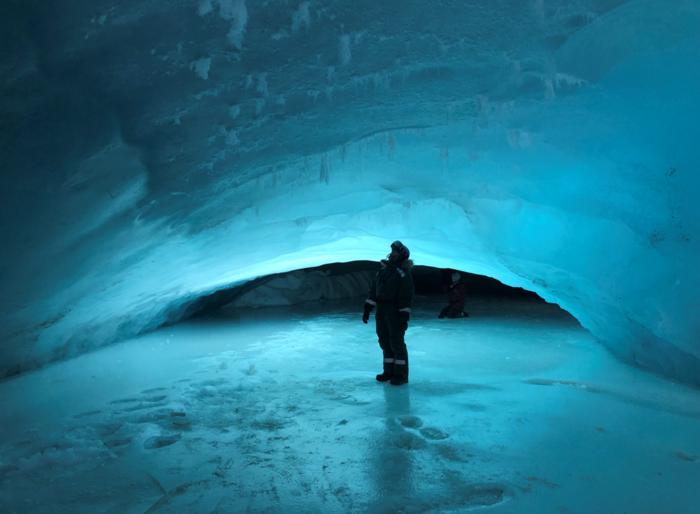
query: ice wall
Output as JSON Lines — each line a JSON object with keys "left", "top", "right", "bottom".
{"left": 1, "top": 0, "right": 699, "bottom": 383}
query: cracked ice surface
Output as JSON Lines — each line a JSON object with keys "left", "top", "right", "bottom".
{"left": 1, "top": 299, "right": 699, "bottom": 513}
{"left": 1, "top": 0, "right": 700, "bottom": 383}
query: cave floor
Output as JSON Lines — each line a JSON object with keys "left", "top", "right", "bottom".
{"left": 1, "top": 297, "right": 699, "bottom": 514}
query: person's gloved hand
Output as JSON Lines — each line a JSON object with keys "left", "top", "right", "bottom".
{"left": 398, "top": 310, "right": 410, "bottom": 330}
{"left": 362, "top": 303, "right": 373, "bottom": 324}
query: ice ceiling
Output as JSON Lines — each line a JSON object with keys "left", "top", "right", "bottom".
{"left": 1, "top": 0, "right": 699, "bottom": 383}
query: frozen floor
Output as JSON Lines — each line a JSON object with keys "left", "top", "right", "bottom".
{"left": 1, "top": 297, "right": 699, "bottom": 514}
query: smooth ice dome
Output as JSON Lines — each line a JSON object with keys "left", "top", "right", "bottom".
{"left": 1, "top": 1, "right": 700, "bottom": 385}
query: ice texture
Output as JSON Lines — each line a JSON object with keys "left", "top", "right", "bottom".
{"left": 1, "top": 0, "right": 699, "bottom": 383}
{"left": 1, "top": 299, "right": 699, "bottom": 513}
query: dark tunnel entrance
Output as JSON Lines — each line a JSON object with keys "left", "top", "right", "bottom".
{"left": 184, "top": 261, "right": 549, "bottom": 322}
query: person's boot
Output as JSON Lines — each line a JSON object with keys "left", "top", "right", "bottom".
{"left": 390, "top": 357, "right": 408, "bottom": 386}
{"left": 376, "top": 357, "right": 394, "bottom": 382}
{"left": 389, "top": 375, "right": 408, "bottom": 386}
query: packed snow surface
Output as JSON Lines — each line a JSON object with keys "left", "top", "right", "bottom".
{"left": 1, "top": 299, "right": 699, "bottom": 513}
{"left": 1, "top": 0, "right": 700, "bottom": 384}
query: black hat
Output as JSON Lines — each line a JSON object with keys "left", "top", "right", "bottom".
{"left": 391, "top": 240, "right": 410, "bottom": 261}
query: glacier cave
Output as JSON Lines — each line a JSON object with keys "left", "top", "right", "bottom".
{"left": 1, "top": 1, "right": 699, "bottom": 513}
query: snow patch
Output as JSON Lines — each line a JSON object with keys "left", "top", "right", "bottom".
{"left": 292, "top": 2, "right": 311, "bottom": 32}
{"left": 339, "top": 34, "right": 352, "bottom": 66}
{"left": 197, "top": 0, "right": 213, "bottom": 16}
{"left": 198, "top": 0, "right": 248, "bottom": 48}
{"left": 533, "top": 0, "right": 545, "bottom": 24}
{"left": 544, "top": 78, "right": 556, "bottom": 100}
{"left": 190, "top": 57, "right": 212, "bottom": 80}
{"left": 225, "top": 128, "right": 240, "bottom": 146}
{"left": 220, "top": 0, "right": 248, "bottom": 49}
{"left": 271, "top": 30, "right": 289, "bottom": 40}
{"left": 256, "top": 73, "right": 269, "bottom": 97}
{"left": 507, "top": 129, "right": 533, "bottom": 149}
{"left": 326, "top": 66, "right": 336, "bottom": 83}
{"left": 554, "top": 72, "right": 587, "bottom": 90}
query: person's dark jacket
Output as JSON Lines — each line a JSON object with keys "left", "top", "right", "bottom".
{"left": 366, "top": 259, "right": 414, "bottom": 314}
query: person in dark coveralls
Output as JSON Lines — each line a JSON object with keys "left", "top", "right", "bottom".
{"left": 362, "top": 241, "right": 414, "bottom": 386}
{"left": 439, "top": 271, "right": 469, "bottom": 319}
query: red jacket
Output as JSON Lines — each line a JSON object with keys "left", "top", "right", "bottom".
{"left": 448, "top": 282, "right": 466, "bottom": 307}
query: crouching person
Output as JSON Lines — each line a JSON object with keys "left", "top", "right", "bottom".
{"left": 439, "top": 271, "right": 469, "bottom": 319}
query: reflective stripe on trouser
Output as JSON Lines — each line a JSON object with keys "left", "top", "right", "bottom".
{"left": 375, "top": 307, "right": 409, "bottom": 380}
{"left": 382, "top": 357, "right": 395, "bottom": 374}
{"left": 393, "top": 357, "right": 408, "bottom": 379}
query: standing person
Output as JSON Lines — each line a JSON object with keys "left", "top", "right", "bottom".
{"left": 439, "top": 271, "right": 469, "bottom": 319}
{"left": 362, "top": 241, "right": 414, "bottom": 386}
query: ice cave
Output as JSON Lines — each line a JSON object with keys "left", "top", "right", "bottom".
{"left": 1, "top": 0, "right": 699, "bottom": 512}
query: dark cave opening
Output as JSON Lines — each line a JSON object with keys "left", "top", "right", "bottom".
{"left": 183, "top": 260, "right": 547, "bottom": 322}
